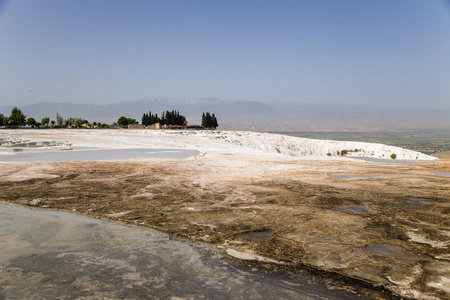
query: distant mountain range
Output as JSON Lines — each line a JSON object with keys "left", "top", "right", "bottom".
{"left": 1, "top": 97, "right": 449, "bottom": 131}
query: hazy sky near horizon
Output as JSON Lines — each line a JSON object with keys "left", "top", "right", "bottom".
{"left": 0, "top": 0, "right": 449, "bottom": 109}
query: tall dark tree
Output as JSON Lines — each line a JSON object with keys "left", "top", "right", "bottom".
{"left": 9, "top": 107, "right": 26, "bottom": 126}
{"left": 212, "top": 113, "right": 218, "bottom": 129}
{"left": 201, "top": 112, "right": 218, "bottom": 129}
{"left": 142, "top": 113, "right": 150, "bottom": 126}
{"left": 149, "top": 111, "right": 154, "bottom": 124}
{"left": 0, "top": 113, "right": 8, "bottom": 126}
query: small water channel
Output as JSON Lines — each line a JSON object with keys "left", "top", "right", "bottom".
{"left": 405, "top": 197, "right": 433, "bottom": 201}
{"left": 332, "top": 207, "right": 365, "bottom": 213}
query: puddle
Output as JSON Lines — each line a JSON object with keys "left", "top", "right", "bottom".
{"left": 348, "top": 207, "right": 365, "bottom": 213}
{"left": 332, "top": 175, "right": 372, "bottom": 180}
{"left": 242, "top": 231, "right": 273, "bottom": 238}
{"left": 332, "top": 207, "right": 365, "bottom": 213}
{"left": 431, "top": 171, "right": 450, "bottom": 176}
{"left": 365, "top": 245, "right": 398, "bottom": 256}
{"left": 405, "top": 197, "right": 433, "bottom": 202}
{"left": 394, "top": 205, "right": 422, "bottom": 210}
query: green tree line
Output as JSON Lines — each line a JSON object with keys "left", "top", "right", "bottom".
{"left": 0, "top": 107, "right": 107, "bottom": 129}
{"left": 1, "top": 107, "right": 218, "bottom": 130}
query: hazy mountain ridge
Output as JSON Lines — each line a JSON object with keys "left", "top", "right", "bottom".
{"left": 1, "top": 98, "right": 449, "bottom": 131}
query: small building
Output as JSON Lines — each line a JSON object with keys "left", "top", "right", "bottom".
{"left": 148, "top": 123, "right": 161, "bottom": 129}
{"left": 128, "top": 124, "right": 145, "bottom": 129}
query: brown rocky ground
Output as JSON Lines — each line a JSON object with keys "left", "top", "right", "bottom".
{"left": 435, "top": 151, "right": 450, "bottom": 159}
{"left": 0, "top": 151, "right": 449, "bottom": 299}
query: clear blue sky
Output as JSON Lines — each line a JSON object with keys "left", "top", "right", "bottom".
{"left": 0, "top": 0, "right": 449, "bottom": 108}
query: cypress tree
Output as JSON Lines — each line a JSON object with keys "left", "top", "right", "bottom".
{"left": 142, "top": 113, "right": 149, "bottom": 125}
{"left": 212, "top": 113, "right": 218, "bottom": 129}
{"left": 207, "top": 112, "right": 212, "bottom": 128}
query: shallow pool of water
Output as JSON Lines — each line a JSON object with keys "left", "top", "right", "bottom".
{"left": 332, "top": 175, "right": 373, "bottom": 180}
{"left": 351, "top": 157, "right": 438, "bottom": 165}
{"left": 0, "top": 148, "right": 200, "bottom": 162}
{"left": 0, "top": 204, "right": 364, "bottom": 299}
{"left": 431, "top": 171, "right": 450, "bottom": 176}
{"left": 394, "top": 205, "right": 422, "bottom": 209}
{"left": 9, "top": 141, "right": 58, "bottom": 147}
{"left": 0, "top": 146, "right": 95, "bottom": 153}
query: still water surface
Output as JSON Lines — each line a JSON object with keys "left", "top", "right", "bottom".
{"left": 0, "top": 204, "right": 364, "bottom": 299}
{"left": 0, "top": 148, "right": 199, "bottom": 161}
